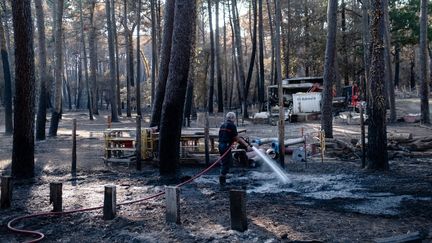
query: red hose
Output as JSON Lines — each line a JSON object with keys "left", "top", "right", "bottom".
{"left": 7, "top": 145, "right": 233, "bottom": 242}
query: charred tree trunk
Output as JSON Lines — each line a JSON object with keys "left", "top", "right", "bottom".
{"left": 105, "top": 0, "right": 119, "bottom": 122}
{"left": 215, "top": 0, "right": 223, "bottom": 113}
{"left": 11, "top": 0, "right": 36, "bottom": 178}
{"left": 0, "top": 15, "right": 12, "bottom": 134}
{"left": 207, "top": 0, "right": 215, "bottom": 114}
{"left": 49, "top": 0, "right": 64, "bottom": 137}
{"left": 394, "top": 42, "right": 400, "bottom": 88}
{"left": 89, "top": 0, "right": 99, "bottom": 115}
{"left": 321, "top": 0, "right": 337, "bottom": 139}
{"left": 362, "top": 0, "right": 371, "bottom": 101}
{"left": 244, "top": 0, "right": 257, "bottom": 116}
{"left": 151, "top": 0, "right": 158, "bottom": 103}
{"left": 257, "top": 0, "right": 265, "bottom": 110}
{"left": 159, "top": 0, "right": 196, "bottom": 176}
{"left": 112, "top": 0, "right": 121, "bottom": 116}
{"left": 383, "top": 0, "right": 396, "bottom": 123}
{"left": 231, "top": 0, "right": 247, "bottom": 118}
{"left": 79, "top": 0, "right": 93, "bottom": 120}
{"left": 367, "top": 0, "right": 389, "bottom": 170}
{"left": 275, "top": 0, "right": 285, "bottom": 167}
{"left": 136, "top": 0, "right": 142, "bottom": 116}
{"left": 150, "top": 0, "right": 176, "bottom": 127}
{"left": 266, "top": 0, "right": 275, "bottom": 85}
{"left": 419, "top": 0, "right": 430, "bottom": 124}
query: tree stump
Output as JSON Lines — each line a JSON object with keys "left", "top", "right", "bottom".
{"left": 49, "top": 182, "right": 62, "bottom": 212}
{"left": 165, "top": 186, "right": 180, "bottom": 224}
{"left": 103, "top": 185, "right": 116, "bottom": 220}
{"left": 230, "top": 189, "right": 247, "bottom": 232}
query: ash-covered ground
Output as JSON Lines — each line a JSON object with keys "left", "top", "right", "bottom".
{"left": 1, "top": 109, "right": 431, "bottom": 242}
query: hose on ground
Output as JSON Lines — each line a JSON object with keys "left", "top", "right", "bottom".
{"left": 7, "top": 145, "right": 233, "bottom": 243}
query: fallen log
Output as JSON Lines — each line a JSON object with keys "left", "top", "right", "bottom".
{"left": 387, "top": 132, "right": 412, "bottom": 142}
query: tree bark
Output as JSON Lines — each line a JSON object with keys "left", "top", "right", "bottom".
{"left": 105, "top": 0, "right": 119, "bottom": 122}
{"left": 361, "top": 0, "right": 371, "bottom": 102}
{"left": 89, "top": 0, "right": 99, "bottom": 115}
{"left": 122, "top": 0, "right": 132, "bottom": 117}
{"left": 215, "top": 0, "right": 223, "bottom": 113}
{"left": 207, "top": 0, "right": 215, "bottom": 114}
{"left": 112, "top": 0, "right": 121, "bottom": 116}
{"left": 419, "top": 0, "right": 430, "bottom": 124}
{"left": 257, "top": 0, "right": 265, "bottom": 110}
{"left": 159, "top": 0, "right": 196, "bottom": 176}
{"left": 367, "top": 0, "right": 389, "bottom": 170}
{"left": 266, "top": 0, "right": 275, "bottom": 85}
{"left": 11, "top": 0, "right": 36, "bottom": 178}
{"left": 394, "top": 42, "right": 400, "bottom": 87}
{"left": 321, "top": 0, "right": 337, "bottom": 139}
{"left": 275, "top": 0, "right": 285, "bottom": 167}
{"left": 49, "top": 0, "right": 64, "bottom": 137}
{"left": 136, "top": 0, "right": 142, "bottom": 116}
{"left": 79, "top": 0, "right": 93, "bottom": 120}
{"left": 150, "top": 0, "right": 176, "bottom": 127}
{"left": 244, "top": 0, "right": 257, "bottom": 118}
{"left": 231, "top": 0, "right": 247, "bottom": 118}
{"left": 151, "top": 0, "right": 158, "bottom": 104}
{"left": 383, "top": 0, "right": 396, "bottom": 123}
{"left": 0, "top": 13, "right": 12, "bottom": 134}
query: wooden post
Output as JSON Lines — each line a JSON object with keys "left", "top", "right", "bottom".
{"left": 204, "top": 112, "right": 210, "bottom": 165}
{"left": 136, "top": 115, "right": 142, "bottom": 170}
{"left": 72, "top": 119, "right": 77, "bottom": 176}
{"left": 107, "top": 115, "right": 112, "bottom": 128}
{"left": 360, "top": 103, "right": 366, "bottom": 168}
{"left": 50, "top": 182, "right": 62, "bottom": 212}
{"left": 165, "top": 186, "right": 180, "bottom": 224}
{"left": 230, "top": 189, "right": 247, "bottom": 232}
{"left": 103, "top": 185, "right": 116, "bottom": 220}
{"left": 1, "top": 176, "right": 12, "bottom": 209}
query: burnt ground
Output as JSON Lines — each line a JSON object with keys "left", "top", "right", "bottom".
{"left": 0, "top": 103, "right": 432, "bottom": 242}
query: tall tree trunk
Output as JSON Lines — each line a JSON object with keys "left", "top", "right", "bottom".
{"left": 136, "top": 0, "right": 142, "bottom": 116}
{"left": 367, "top": 0, "right": 388, "bottom": 170}
{"left": 11, "top": 0, "right": 35, "bottom": 178}
{"left": 79, "top": 0, "right": 93, "bottom": 120}
{"left": 159, "top": 0, "right": 196, "bottom": 176}
{"left": 231, "top": 0, "right": 247, "bottom": 118}
{"left": 49, "top": 0, "right": 64, "bottom": 136}
{"left": 150, "top": 0, "right": 176, "bottom": 127}
{"left": 361, "top": 0, "right": 371, "bottom": 102}
{"left": 304, "top": 0, "right": 310, "bottom": 76}
{"left": 257, "top": 0, "right": 265, "bottom": 110}
{"left": 215, "top": 0, "right": 223, "bottom": 112}
{"left": 89, "top": 0, "right": 99, "bottom": 115}
{"left": 151, "top": 0, "right": 158, "bottom": 104}
{"left": 0, "top": 14, "right": 12, "bottom": 134}
{"left": 394, "top": 42, "right": 400, "bottom": 88}
{"left": 281, "top": 0, "right": 290, "bottom": 79}
{"left": 266, "top": 0, "right": 275, "bottom": 85}
{"left": 207, "top": 0, "right": 215, "bottom": 114}
{"left": 223, "top": 1, "right": 228, "bottom": 108}
{"left": 122, "top": 0, "right": 132, "bottom": 117}
{"left": 419, "top": 0, "right": 430, "bottom": 124}
{"left": 383, "top": 0, "right": 396, "bottom": 123}
{"left": 275, "top": 0, "right": 285, "bottom": 167}
{"left": 105, "top": 0, "right": 119, "bottom": 122}
{"left": 341, "top": 0, "right": 349, "bottom": 86}
{"left": 321, "top": 0, "right": 337, "bottom": 139}
{"left": 112, "top": 0, "right": 121, "bottom": 116}
{"left": 244, "top": 0, "right": 257, "bottom": 118}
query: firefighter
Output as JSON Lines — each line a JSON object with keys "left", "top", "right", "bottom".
{"left": 218, "top": 112, "right": 251, "bottom": 188}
